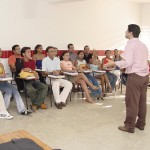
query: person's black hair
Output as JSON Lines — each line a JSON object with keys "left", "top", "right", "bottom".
{"left": 77, "top": 50, "right": 84, "bottom": 55}
{"left": 60, "top": 51, "right": 69, "bottom": 60}
{"left": 67, "top": 43, "right": 73, "bottom": 49}
{"left": 46, "top": 46, "right": 54, "bottom": 53}
{"left": 34, "top": 44, "right": 42, "bottom": 54}
{"left": 105, "top": 50, "right": 110, "bottom": 55}
{"left": 21, "top": 47, "right": 30, "bottom": 57}
{"left": 12, "top": 45, "right": 19, "bottom": 51}
{"left": 84, "top": 45, "right": 89, "bottom": 50}
{"left": 128, "top": 24, "right": 141, "bottom": 38}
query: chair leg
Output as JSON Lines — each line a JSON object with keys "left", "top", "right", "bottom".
{"left": 69, "top": 91, "right": 72, "bottom": 102}
{"left": 81, "top": 87, "right": 84, "bottom": 99}
{"left": 49, "top": 78, "right": 53, "bottom": 107}
{"left": 48, "top": 86, "right": 53, "bottom": 107}
{"left": 23, "top": 80, "right": 29, "bottom": 110}
{"left": 121, "top": 82, "right": 123, "bottom": 94}
{"left": 50, "top": 95, "right": 53, "bottom": 107}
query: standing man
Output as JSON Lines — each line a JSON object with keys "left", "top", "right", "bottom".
{"left": 104, "top": 24, "right": 149, "bottom": 133}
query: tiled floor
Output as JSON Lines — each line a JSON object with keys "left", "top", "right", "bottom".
{"left": 0, "top": 87, "right": 150, "bottom": 150}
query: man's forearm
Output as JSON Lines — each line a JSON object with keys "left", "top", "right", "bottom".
{"left": 9, "top": 65, "right": 16, "bottom": 72}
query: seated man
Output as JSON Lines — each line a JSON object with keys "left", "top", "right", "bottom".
{"left": 0, "top": 48, "right": 31, "bottom": 115}
{"left": 67, "top": 43, "right": 77, "bottom": 65}
{"left": 83, "top": 45, "right": 92, "bottom": 63}
{"left": 0, "top": 91, "right": 13, "bottom": 120}
{"left": 42, "top": 46, "right": 72, "bottom": 109}
{"left": 21, "top": 47, "right": 48, "bottom": 112}
{"left": 8, "top": 44, "right": 24, "bottom": 91}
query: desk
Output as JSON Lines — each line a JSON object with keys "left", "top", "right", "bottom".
{"left": 35, "top": 69, "right": 42, "bottom": 72}
{"left": 83, "top": 70, "right": 92, "bottom": 73}
{"left": 0, "top": 130, "right": 52, "bottom": 150}
{"left": 0, "top": 77, "right": 13, "bottom": 82}
{"left": 63, "top": 72, "right": 78, "bottom": 77}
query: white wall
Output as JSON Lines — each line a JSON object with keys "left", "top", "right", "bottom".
{"left": 140, "top": 3, "right": 150, "bottom": 59}
{"left": 0, "top": 0, "right": 140, "bottom": 50}
{"left": 141, "top": 3, "right": 150, "bottom": 26}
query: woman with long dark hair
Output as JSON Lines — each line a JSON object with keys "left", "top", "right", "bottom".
{"left": 33, "top": 44, "right": 46, "bottom": 83}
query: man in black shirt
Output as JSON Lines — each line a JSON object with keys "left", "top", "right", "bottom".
{"left": 83, "top": 45, "right": 92, "bottom": 63}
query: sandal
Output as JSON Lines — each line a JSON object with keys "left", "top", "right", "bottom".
{"left": 91, "top": 85, "right": 99, "bottom": 91}
{"left": 30, "top": 105, "right": 38, "bottom": 112}
{"left": 40, "top": 103, "right": 48, "bottom": 109}
{"left": 97, "top": 94, "right": 104, "bottom": 100}
{"left": 85, "top": 99, "right": 94, "bottom": 104}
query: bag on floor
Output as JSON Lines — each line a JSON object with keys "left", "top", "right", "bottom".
{"left": 0, "top": 138, "right": 44, "bottom": 150}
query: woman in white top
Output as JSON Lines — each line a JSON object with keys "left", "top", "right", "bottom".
{"left": 0, "top": 91, "right": 13, "bottom": 119}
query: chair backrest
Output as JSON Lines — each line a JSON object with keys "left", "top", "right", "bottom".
{"left": 14, "top": 58, "right": 24, "bottom": 91}
{"left": 15, "top": 58, "right": 24, "bottom": 77}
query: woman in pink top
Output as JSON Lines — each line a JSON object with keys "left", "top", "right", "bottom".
{"left": 60, "top": 51, "right": 99, "bottom": 103}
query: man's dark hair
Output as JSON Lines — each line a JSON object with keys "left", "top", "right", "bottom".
{"left": 67, "top": 43, "right": 73, "bottom": 49}
{"left": 12, "top": 45, "right": 19, "bottom": 51}
{"left": 128, "top": 24, "right": 141, "bottom": 38}
{"left": 21, "top": 47, "right": 30, "bottom": 57}
{"left": 46, "top": 46, "right": 54, "bottom": 53}
{"left": 84, "top": 45, "right": 89, "bottom": 50}
{"left": 105, "top": 50, "right": 110, "bottom": 55}
{"left": 34, "top": 44, "right": 42, "bottom": 54}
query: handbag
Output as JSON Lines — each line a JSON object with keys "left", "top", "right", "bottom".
{"left": 19, "top": 70, "right": 35, "bottom": 78}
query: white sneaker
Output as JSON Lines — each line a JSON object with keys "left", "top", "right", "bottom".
{"left": 0, "top": 111, "right": 13, "bottom": 120}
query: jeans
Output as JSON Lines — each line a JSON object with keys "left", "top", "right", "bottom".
{"left": 0, "top": 82, "right": 26, "bottom": 113}
{"left": 106, "top": 72, "right": 117, "bottom": 90}
{"left": 25, "top": 80, "right": 48, "bottom": 106}
{"left": 85, "top": 73, "right": 101, "bottom": 97}
{"left": 0, "top": 91, "right": 6, "bottom": 111}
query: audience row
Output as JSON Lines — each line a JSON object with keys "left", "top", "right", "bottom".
{"left": 0, "top": 44, "right": 122, "bottom": 119}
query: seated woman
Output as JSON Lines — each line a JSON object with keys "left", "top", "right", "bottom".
{"left": 112, "top": 49, "right": 122, "bottom": 70}
{"left": 60, "top": 51, "right": 99, "bottom": 103}
{"left": 102, "top": 50, "right": 117, "bottom": 91}
{"left": 75, "top": 50, "right": 103, "bottom": 99}
{"left": 0, "top": 49, "right": 31, "bottom": 115}
{"left": 112, "top": 49, "right": 123, "bottom": 86}
{"left": 89, "top": 50, "right": 112, "bottom": 94}
{"left": 33, "top": 44, "right": 46, "bottom": 83}
{"left": 0, "top": 91, "right": 13, "bottom": 120}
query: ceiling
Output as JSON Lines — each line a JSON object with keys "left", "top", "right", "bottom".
{"left": 129, "top": 0, "right": 150, "bottom": 3}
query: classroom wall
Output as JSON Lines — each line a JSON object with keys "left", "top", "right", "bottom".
{"left": 0, "top": 0, "right": 140, "bottom": 50}
{"left": 141, "top": 3, "right": 150, "bottom": 26}
{"left": 0, "top": 0, "right": 141, "bottom": 73}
